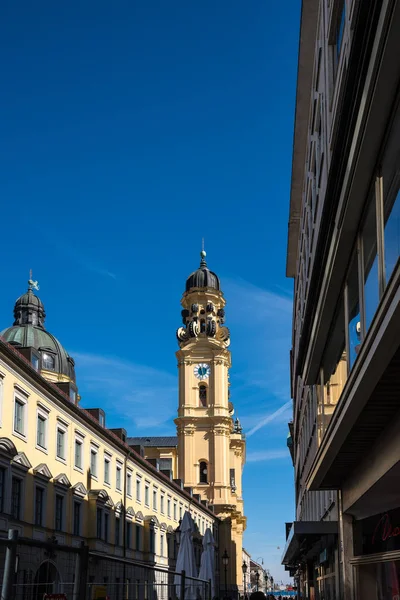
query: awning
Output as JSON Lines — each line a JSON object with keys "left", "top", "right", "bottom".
{"left": 282, "top": 521, "right": 338, "bottom": 568}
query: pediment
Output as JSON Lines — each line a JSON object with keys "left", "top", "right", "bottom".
{"left": 135, "top": 510, "right": 144, "bottom": 522}
{"left": 72, "top": 482, "right": 87, "bottom": 497}
{"left": 105, "top": 496, "right": 114, "bottom": 508}
{"left": 145, "top": 514, "right": 159, "bottom": 527}
{"left": 160, "top": 522, "right": 168, "bottom": 531}
{"left": 115, "top": 501, "right": 123, "bottom": 513}
{"left": 126, "top": 506, "right": 135, "bottom": 518}
{"left": 0, "top": 437, "right": 18, "bottom": 458}
{"left": 12, "top": 452, "right": 32, "bottom": 470}
{"left": 89, "top": 489, "right": 110, "bottom": 503}
{"left": 53, "top": 473, "right": 71, "bottom": 487}
{"left": 33, "top": 463, "right": 53, "bottom": 480}
{"left": 167, "top": 525, "right": 174, "bottom": 534}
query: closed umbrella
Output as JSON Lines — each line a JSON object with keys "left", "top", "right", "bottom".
{"left": 199, "top": 528, "right": 215, "bottom": 599}
{"left": 174, "top": 511, "right": 198, "bottom": 600}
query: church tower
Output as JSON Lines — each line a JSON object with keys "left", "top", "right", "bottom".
{"left": 175, "top": 249, "right": 246, "bottom": 592}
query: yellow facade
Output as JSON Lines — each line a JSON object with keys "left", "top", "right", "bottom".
{"left": 0, "top": 256, "right": 246, "bottom": 594}
{"left": 0, "top": 341, "right": 216, "bottom": 569}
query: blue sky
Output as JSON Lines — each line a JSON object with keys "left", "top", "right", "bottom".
{"left": 0, "top": 0, "right": 300, "bottom": 582}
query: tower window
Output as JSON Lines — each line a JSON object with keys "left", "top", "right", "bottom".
{"left": 200, "top": 319, "right": 206, "bottom": 333}
{"left": 199, "top": 461, "right": 208, "bottom": 484}
{"left": 199, "top": 385, "right": 207, "bottom": 407}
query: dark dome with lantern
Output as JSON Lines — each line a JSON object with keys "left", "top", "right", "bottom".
{"left": 185, "top": 250, "right": 220, "bottom": 292}
{"left": 1, "top": 278, "right": 76, "bottom": 382}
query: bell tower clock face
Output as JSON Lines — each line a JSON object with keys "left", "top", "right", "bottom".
{"left": 194, "top": 363, "right": 211, "bottom": 380}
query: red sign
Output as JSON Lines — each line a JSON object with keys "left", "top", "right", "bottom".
{"left": 43, "top": 594, "right": 67, "bottom": 600}
{"left": 372, "top": 513, "right": 400, "bottom": 545}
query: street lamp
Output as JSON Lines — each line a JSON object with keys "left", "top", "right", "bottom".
{"left": 242, "top": 561, "right": 248, "bottom": 600}
{"left": 222, "top": 549, "right": 229, "bottom": 599}
{"left": 255, "top": 571, "right": 260, "bottom": 592}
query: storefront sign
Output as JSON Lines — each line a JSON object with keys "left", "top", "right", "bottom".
{"left": 354, "top": 507, "right": 400, "bottom": 555}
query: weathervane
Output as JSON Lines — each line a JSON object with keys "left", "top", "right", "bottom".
{"left": 28, "top": 269, "right": 40, "bottom": 292}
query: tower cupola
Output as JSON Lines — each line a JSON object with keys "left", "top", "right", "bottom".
{"left": 177, "top": 249, "right": 230, "bottom": 348}
{"left": 185, "top": 250, "right": 220, "bottom": 292}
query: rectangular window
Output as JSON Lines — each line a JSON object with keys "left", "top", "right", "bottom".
{"left": 104, "top": 512, "right": 109, "bottom": 542}
{"left": 35, "top": 487, "right": 44, "bottom": 526}
{"left": 346, "top": 251, "right": 362, "bottom": 371}
{"left": 179, "top": 505, "right": 183, "bottom": 520}
{"left": 116, "top": 465, "right": 122, "bottom": 491}
{"left": 14, "top": 399, "right": 25, "bottom": 435}
{"left": 11, "top": 477, "right": 21, "bottom": 520}
{"left": 96, "top": 507, "right": 103, "bottom": 539}
{"left": 160, "top": 494, "right": 165, "bottom": 514}
{"left": 127, "top": 472, "right": 132, "bottom": 497}
{"left": 160, "top": 534, "right": 164, "bottom": 557}
{"left": 149, "top": 529, "right": 155, "bottom": 554}
{"left": 0, "top": 468, "right": 5, "bottom": 512}
{"left": 91, "top": 449, "right": 97, "bottom": 477}
{"left": 136, "top": 478, "right": 141, "bottom": 502}
{"left": 362, "top": 195, "right": 379, "bottom": 332}
{"left": 153, "top": 489, "right": 157, "bottom": 511}
{"left": 36, "top": 414, "right": 46, "bottom": 449}
{"left": 167, "top": 498, "right": 171, "bottom": 518}
{"left": 135, "top": 524, "right": 141, "bottom": 551}
{"left": 384, "top": 184, "right": 400, "bottom": 284}
{"left": 73, "top": 501, "right": 81, "bottom": 536}
{"left": 126, "top": 521, "right": 132, "bottom": 549}
{"left": 75, "top": 439, "right": 82, "bottom": 469}
{"left": 173, "top": 502, "right": 177, "bottom": 521}
{"left": 104, "top": 459, "right": 110, "bottom": 484}
{"left": 145, "top": 484, "right": 149, "bottom": 507}
{"left": 336, "top": 2, "right": 345, "bottom": 59}
{"left": 115, "top": 517, "right": 120, "bottom": 546}
{"left": 55, "top": 494, "right": 63, "bottom": 531}
{"left": 56, "top": 428, "right": 66, "bottom": 460}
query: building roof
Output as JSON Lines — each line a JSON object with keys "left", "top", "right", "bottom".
{"left": 186, "top": 250, "right": 220, "bottom": 292}
{"left": 127, "top": 436, "right": 178, "bottom": 448}
{"left": 1, "top": 279, "right": 75, "bottom": 382}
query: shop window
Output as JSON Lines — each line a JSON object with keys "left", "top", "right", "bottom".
{"left": 199, "top": 461, "right": 208, "bottom": 484}
{"left": 346, "top": 252, "right": 362, "bottom": 370}
{"left": 362, "top": 195, "right": 380, "bottom": 331}
{"left": 199, "top": 385, "right": 207, "bottom": 407}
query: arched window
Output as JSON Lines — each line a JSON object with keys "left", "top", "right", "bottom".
{"left": 199, "top": 385, "right": 207, "bottom": 407}
{"left": 200, "top": 319, "right": 206, "bottom": 333}
{"left": 199, "top": 461, "right": 208, "bottom": 484}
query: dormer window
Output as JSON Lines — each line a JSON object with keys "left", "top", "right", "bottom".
{"left": 42, "top": 352, "right": 55, "bottom": 370}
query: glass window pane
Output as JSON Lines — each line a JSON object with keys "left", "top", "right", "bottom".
{"left": 382, "top": 99, "right": 400, "bottom": 286}
{"left": 363, "top": 196, "right": 380, "bottom": 331}
{"left": 384, "top": 187, "right": 400, "bottom": 283}
{"left": 347, "top": 253, "right": 361, "bottom": 370}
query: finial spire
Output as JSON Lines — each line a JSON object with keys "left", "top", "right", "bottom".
{"left": 200, "top": 239, "right": 207, "bottom": 267}
{"left": 28, "top": 269, "right": 40, "bottom": 292}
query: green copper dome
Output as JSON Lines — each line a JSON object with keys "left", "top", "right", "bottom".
{"left": 1, "top": 280, "right": 76, "bottom": 382}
